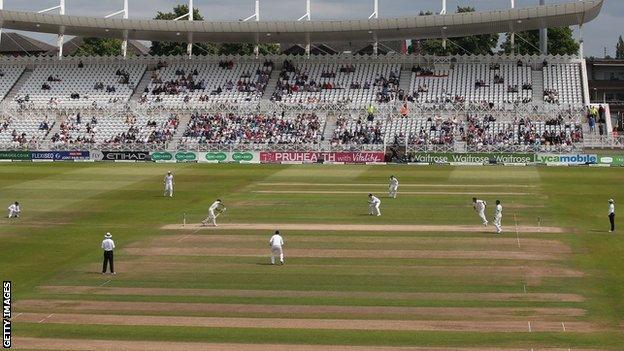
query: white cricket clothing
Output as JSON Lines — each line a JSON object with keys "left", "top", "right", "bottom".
{"left": 101, "top": 238, "right": 115, "bottom": 251}
{"left": 473, "top": 200, "right": 488, "bottom": 225}
{"left": 209, "top": 201, "right": 222, "bottom": 211}
{"left": 389, "top": 178, "right": 399, "bottom": 198}
{"left": 494, "top": 204, "right": 503, "bottom": 233}
{"left": 205, "top": 201, "right": 225, "bottom": 226}
{"left": 164, "top": 174, "right": 174, "bottom": 196}
{"left": 7, "top": 204, "right": 20, "bottom": 218}
{"left": 609, "top": 203, "right": 615, "bottom": 215}
{"left": 269, "top": 234, "right": 284, "bottom": 264}
{"left": 369, "top": 196, "right": 381, "bottom": 216}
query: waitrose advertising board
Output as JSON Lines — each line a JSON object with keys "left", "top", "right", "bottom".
{"left": 409, "top": 152, "right": 535, "bottom": 164}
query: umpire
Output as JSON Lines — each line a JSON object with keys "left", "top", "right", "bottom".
{"left": 609, "top": 199, "right": 616, "bottom": 233}
{"left": 101, "top": 232, "right": 116, "bottom": 274}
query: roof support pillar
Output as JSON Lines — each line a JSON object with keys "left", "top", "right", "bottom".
{"left": 510, "top": 0, "right": 515, "bottom": 53}
{"left": 187, "top": 0, "right": 193, "bottom": 58}
{"left": 58, "top": 0, "right": 65, "bottom": 59}
{"left": 122, "top": 0, "right": 128, "bottom": 58}
{"left": 0, "top": 0, "right": 3, "bottom": 50}
{"left": 298, "top": 0, "right": 311, "bottom": 57}
{"left": 539, "top": 0, "right": 548, "bottom": 55}
{"left": 369, "top": 0, "right": 378, "bottom": 55}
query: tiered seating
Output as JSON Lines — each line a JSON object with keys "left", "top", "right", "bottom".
{"left": 180, "top": 112, "right": 323, "bottom": 146}
{"left": 331, "top": 116, "right": 384, "bottom": 145}
{"left": 0, "top": 115, "right": 53, "bottom": 146}
{"left": 51, "top": 112, "right": 179, "bottom": 145}
{"left": 14, "top": 61, "right": 145, "bottom": 108}
{"left": 383, "top": 117, "right": 456, "bottom": 145}
{"left": 141, "top": 60, "right": 272, "bottom": 108}
{"left": 543, "top": 63, "right": 583, "bottom": 104}
{"left": 0, "top": 65, "right": 25, "bottom": 100}
{"left": 273, "top": 61, "right": 401, "bottom": 108}
{"left": 410, "top": 63, "right": 532, "bottom": 105}
{"left": 465, "top": 115, "right": 583, "bottom": 150}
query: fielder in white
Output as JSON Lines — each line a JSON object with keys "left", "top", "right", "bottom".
{"left": 493, "top": 200, "right": 503, "bottom": 234}
{"left": 368, "top": 194, "right": 381, "bottom": 216}
{"left": 269, "top": 230, "right": 285, "bottom": 265}
{"left": 388, "top": 175, "right": 399, "bottom": 198}
{"left": 163, "top": 171, "right": 174, "bottom": 197}
{"left": 472, "top": 197, "right": 488, "bottom": 226}
{"left": 7, "top": 202, "right": 20, "bottom": 218}
{"left": 203, "top": 199, "right": 226, "bottom": 227}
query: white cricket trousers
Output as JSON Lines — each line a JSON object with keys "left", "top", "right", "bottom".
{"left": 369, "top": 203, "right": 381, "bottom": 216}
{"left": 270, "top": 246, "right": 284, "bottom": 264}
{"left": 494, "top": 214, "right": 502, "bottom": 233}
{"left": 389, "top": 186, "right": 398, "bottom": 198}
{"left": 7, "top": 210, "right": 19, "bottom": 218}
{"left": 164, "top": 184, "right": 173, "bottom": 197}
{"left": 478, "top": 210, "right": 488, "bottom": 225}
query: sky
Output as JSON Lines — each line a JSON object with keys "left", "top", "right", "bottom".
{"left": 2, "top": 0, "right": 621, "bottom": 57}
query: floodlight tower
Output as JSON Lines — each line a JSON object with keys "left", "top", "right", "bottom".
{"left": 539, "top": 0, "right": 548, "bottom": 55}
{"left": 37, "top": 0, "right": 65, "bottom": 59}
{"left": 368, "top": 0, "right": 379, "bottom": 55}
{"left": 243, "top": 0, "right": 260, "bottom": 57}
{"left": 173, "top": 0, "right": 194, "bottom": 58}
{"left": 298, "top": 0, "right": 311, "bottom": 56}
{"left": 104, "top": 0, "right": 129, "bottom": 58}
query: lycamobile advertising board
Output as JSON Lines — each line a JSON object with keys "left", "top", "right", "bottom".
{"left": 409, "top": 153, "right": 535, "bottom": 164}
{"left": 535, "top": 154, "right": 597, "bottom": 165}
{"left": 0, "top": 151, "right": 30, "bottom": 160}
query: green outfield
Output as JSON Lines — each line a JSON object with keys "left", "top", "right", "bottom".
{"left": 2, "top": 163, "right": 624, "bottom": 350}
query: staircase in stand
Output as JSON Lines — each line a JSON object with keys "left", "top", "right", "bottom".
{"left": 320, "top": 113, "right": 339, "bottom": 148}
{"left": 3, "top": 69, "right": 32, "bottom": 102}
{"left": 261, "top": 70, "right": 280, "bottom": 101}
{"left": 531, "top": 69, "right": 544, "bottom": 104}
{"left": 130, "top": 68, "right": 152, "bottom": 102}
{"left": 398, "top": 70, "right": 413, "bottom": 95}
{"left": 168, "top": 113, "right": 192, "bottom": 149}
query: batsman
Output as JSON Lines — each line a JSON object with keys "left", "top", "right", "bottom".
{"left": 203, "top": 199, "right": 227, "bottom": 227}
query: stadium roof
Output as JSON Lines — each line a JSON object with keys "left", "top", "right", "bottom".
{"left": 0, "top": 32, "right": 55, "bottom": 54}
{"left": 0, "top": 0, "right": 603, "bottom": 44}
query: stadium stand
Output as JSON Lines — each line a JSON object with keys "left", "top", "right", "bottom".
{"left": 13, "top": 59, "right": 146, "bottom": 109}
{"left": 140, "top": 60, "right": 273, "bottom": 108}
{"left": 0, "top": 65, "right": 25, "bottom": 100}
{"left": 0, "top": 55, "right": 594, "bottom": 151}
{"left": 272, "top": 60, "right": 401, "bottom": 108}
{"left": 0, "top": 113, "right": 53, "bottom": 146}
{"left": 50, "top": 111, "right": 179, "bottom": 146}
{"left": 179, "top": 112, "right": 323, "bottom": 148}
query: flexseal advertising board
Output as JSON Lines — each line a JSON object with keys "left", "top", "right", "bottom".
{"left": 259, "top": 152, "right": 385, "bottom": 164}
{"left": 409, "top": 152, "right": 535, "bottom": 164}
{"left": 31, "top": 151, "right": 90, "bottom": 161}
{"left": 535, "top": 154, "right": 598, "bottom": 165}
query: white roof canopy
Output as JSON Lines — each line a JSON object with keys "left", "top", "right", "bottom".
{"left": 0, "top": 0, "right": 603, "bottom": 44}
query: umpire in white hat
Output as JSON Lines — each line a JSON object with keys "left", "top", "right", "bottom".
{"left": 101, "top": 232, "right": 116, "bottom": 274}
